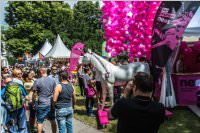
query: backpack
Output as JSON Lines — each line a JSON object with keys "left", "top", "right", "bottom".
{"left": 4, "top": 82, "right": 24, "bottom": 111}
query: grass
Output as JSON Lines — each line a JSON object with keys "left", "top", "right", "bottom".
{"left": 74, "top": 86, "right": 200, "bottom": 133}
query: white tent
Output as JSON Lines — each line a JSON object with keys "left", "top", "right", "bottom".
{"left": 45, "top": 35, "right": 71, "bottom": 59}
{"left": 183, "top": 7, "right": 200, "bottom": 42}
{"left": 32, "top": 39, "right": 52, "bottom": 60}
{"left": 1, "top": 56, "right": 9, "bottom": 67}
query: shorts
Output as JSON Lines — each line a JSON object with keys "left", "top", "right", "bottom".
{"left": 96, "top": 81, "right": 102, "bottom": 92}
{"left": 36, "top": 105, "right": 55, "bottom": 123}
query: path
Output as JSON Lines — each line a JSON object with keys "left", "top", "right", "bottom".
{"left": 42, "top": 118, "right": 103, "bottom": 133}
{"left": 26, "top": 110, "right": 103, "bottom": 133}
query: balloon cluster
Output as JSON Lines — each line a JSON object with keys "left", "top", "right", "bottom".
{"left": 101, "top": 1, "right": 161, "bottom": 60}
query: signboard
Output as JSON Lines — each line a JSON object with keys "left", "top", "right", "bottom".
{"left": 172, "top": 73, "right": 200, "bottom": 105}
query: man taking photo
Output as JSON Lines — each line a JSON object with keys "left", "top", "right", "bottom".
{"left": 109, "top": 72, "right": 165, "bottom": 133}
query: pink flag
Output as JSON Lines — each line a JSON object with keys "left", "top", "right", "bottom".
{"left": 69, "top": 42, "right": 84, "bottom": 78}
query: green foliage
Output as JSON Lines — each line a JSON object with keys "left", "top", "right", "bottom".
{"left": 4, "top": 1, "right": 104, "bottom": 57}
{"left": 72, "top": 1, "right": 104, "bottom": 52}
{"left": 6, "top": 38, "right": 32, "bottom": 56}
{"left": 7, "top": 56, "right": 16, "bottom": 66}
{"left": 74, "top": 85, "right": 200, "bottom": 133}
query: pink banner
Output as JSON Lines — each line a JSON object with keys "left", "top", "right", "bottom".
{"left": 172, "top": 74, "right": 200, "bottom": 105}
{"left": 69, "top": 42, "right": 84, "bottom": 78}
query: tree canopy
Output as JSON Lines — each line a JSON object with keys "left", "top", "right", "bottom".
{"left": 4, "top": 1, "right": 104, "bottom": 57}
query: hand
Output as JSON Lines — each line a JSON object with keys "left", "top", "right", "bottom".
{"left": 32, "top": 104, "right": 36, "bottom": 110}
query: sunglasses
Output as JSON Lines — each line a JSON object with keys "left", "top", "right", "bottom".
{"left": 52, "top": 69, "right": 57, "bottom": 70}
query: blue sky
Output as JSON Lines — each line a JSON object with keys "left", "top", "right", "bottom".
{"left": 0, "top": 0, "right": 199, "bottom": 28}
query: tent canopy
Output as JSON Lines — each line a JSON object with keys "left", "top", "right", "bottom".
{"left": 183, "top": 7, "right": 200, "bottom": 42}
{"left": 32, "top": 39, "right": 52, "bottom": 60}
{"left": 45, "top": 35, "right": 71, "bottom": 59}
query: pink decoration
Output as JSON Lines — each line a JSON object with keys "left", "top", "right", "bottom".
{"left": 102, "top": 1, "right": 161, "bottom": 59}
{"left": 69, "top": 42, "right": 84, "bottom": 78}
{"left": 193, "top": 42, "right": 200, "bottom": 52}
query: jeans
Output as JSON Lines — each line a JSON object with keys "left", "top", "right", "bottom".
{"left": 1, "top": 105, "right": 7, "bottom": 133}
{"left": 6, "top": 107, "right": 28, "bottom": 133}
{"left": 56, "top": 107, "right": 73, "bottom": 133}
{"left": 78, "top": 77, "right": 84, "bottom": 96}
{"left": 85, "top": 97, "right": 94, "bottom": 115}
{"left": 37, "top": 105, "right": 55, "bottom": 123}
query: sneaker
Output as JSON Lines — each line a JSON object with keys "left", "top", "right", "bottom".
{"left": 88, "top": 113, "right": 96, "bottom": 117}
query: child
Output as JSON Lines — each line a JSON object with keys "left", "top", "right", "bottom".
{"left": 83, "top": 67, "right": 96, "bottom": 117}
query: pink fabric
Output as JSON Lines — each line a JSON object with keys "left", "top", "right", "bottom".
{"left": 165, "top": 110, "right": 173, "bottom": 118}
{"left": 87, "top": 85, "right": 96, "bottom": 97}
{"left": 172, "top": 74, "right": 200, "bottom": 105}
{"left": 176, "top": 42, "right": 200, "bottom": 73}
{"left": 69, "top": 42, "right": 84, "bottom": 78}
{"left": 98, "top": 110, "right": 109, "bottom": 125}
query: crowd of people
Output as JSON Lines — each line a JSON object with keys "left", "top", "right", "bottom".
{"left": 1, "top": 63, "right": 75, "bottom": 133}
{"left": 1, "top": 58, "right": 165, "bottom": 133}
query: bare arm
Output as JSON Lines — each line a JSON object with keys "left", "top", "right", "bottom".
{"left": 53, "top": 84, "right": 62, "bottom": 103}
{"left": 32, "top": 90, "right": 37, "bottom": 109}
{"left": 72, "top": 85, "right": 76, "bottom": 109}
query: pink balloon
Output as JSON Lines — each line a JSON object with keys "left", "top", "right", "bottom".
{"left": 102, "top": 1, "right": 161, "bottom": 58}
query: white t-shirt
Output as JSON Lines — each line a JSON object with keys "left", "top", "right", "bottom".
{"left": 13, "top": 78, "right": 23, "bottom": 86}
{"left": 83, "top": 74, "right": 91, "bottom": 89}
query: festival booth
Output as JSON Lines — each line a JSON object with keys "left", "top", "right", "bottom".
{"left": 100, "top": 1, "right": 200, "bottom": 120}
{"left": 172, "top": 28, "right": 200, "bottom": 107}
{"left": 31, "top": 39, "right": 52, "bottom": 66}
{"left": 32, "top": 39, "right": 52, "bottom": 61}
{"left": 45, "top": 34, "right": 71, "bottom": 66}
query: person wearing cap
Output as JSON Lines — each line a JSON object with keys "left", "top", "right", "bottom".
{"left": 109, "top": 72, "right": 165, "bottom": 133}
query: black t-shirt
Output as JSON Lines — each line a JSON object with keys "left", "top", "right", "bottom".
{"left": 111, "top": 96, "right": 165, "bottom": 133}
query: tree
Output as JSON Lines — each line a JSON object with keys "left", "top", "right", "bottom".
{"left": 72, "top": 1, "right": 104, "bottom": 53}
{"left": 4, "top": 1, "right": 104, "bottom": 57}
{"left": 4, "top": 1, "right": 72, "bottom": 56}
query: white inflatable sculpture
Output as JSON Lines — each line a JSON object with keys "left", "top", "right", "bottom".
{"left": 82, "top": 50, "right": 150, "bottom": 106}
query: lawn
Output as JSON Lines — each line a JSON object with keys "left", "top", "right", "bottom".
{"left": 74, "top": 86, "right": 200, "bottom": 133}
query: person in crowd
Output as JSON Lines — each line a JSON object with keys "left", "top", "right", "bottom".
{"left": 2, "top": 67, "right": 9, "bottom": 75}
{"left": 32, "top": 67, "right": 57, "bottom": 133}
{"left": 1, "top": 74, "right": 28, "bottom": 133}
{"left": 139, "top": 56, "right": 147, "bottom": 63}
{"left": 176, "top": 54, "right": 185, "bottom": 73}
{"left": 83, "top": 67, "right": 96, "bottom": 117}
{"left": 49, "top": 65, "right": 60, "bottom": 84}
{"left": 77, "top": 64, "right": 85, "bottom": 96}
{"left": 12, "top": 68, "right": 24, "bottom": 85}
{"left": 0, "top": 96, "right": 8, "bottom": 133}
{"left": 53, "top": 71, "right": 76, "bottom": 133}
{"left": 93, "top": 67, "right": 103, "bottom": 103}
{"left": 23, "top": 71, "right": 37, "bottom": 132}
{"left": 1, "top": 75, "right": 8, "bottom": 132}
{"left": 109, "top": 72, "right": 165, "bottom": 133}
{"left": 64, "top": 62, "right": 70, "bottom": 77}
{"left": 30, "top": 70, "right": 36, "bottom": 81}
